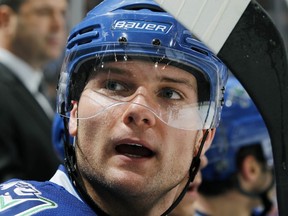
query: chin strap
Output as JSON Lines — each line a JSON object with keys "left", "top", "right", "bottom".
{"left": 161, "top": 130, "right": 210, "bottom": 216}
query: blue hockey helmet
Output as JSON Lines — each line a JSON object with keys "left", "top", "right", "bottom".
{"left": 56, "top": 0, "right": 228, "bottom": 130}
{"left": 201, "top": 76, "right": 273, "bottom": 181}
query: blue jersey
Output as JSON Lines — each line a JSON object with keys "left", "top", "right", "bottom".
{"left": 0, "top": 165, "right": 98, "bottom": 215}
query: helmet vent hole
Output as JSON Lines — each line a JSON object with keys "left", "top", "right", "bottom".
{"left": 67, "top": 25, "right": 100, "bottom": 49}
{"left": 121, "top": 4, "right": 164, "bottom": 12}
{"left": 79, "top": 27, "right": 95, "bottom": 34}
{"left": 191, "top": 47, "right": 209, "bottom": 56}
{"left": 78, "top": 39, "right": 93, "bottom": 46}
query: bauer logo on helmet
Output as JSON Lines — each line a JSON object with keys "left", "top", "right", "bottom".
{"left": 113, "top": 20, "right": 170, "bottom": 33}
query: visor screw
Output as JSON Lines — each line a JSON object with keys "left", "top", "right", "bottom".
{"left": 152, "top": 38, "right": 161, "bottom": 46}
{"left": 118, "top": 36, "right": 128, "bottom": 44}
{"left": 220, "top": 97, "right": 225, "bottom": 106}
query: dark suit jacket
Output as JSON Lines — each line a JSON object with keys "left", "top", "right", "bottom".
{"left": 0, "top": 63, "right": 61, "bottom": 183}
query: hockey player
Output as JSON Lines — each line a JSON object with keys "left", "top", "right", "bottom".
{"left": 0, "top": 0, "right": 228, "bottom": 215}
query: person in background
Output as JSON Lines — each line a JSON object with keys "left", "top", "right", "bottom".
{"left": 195, "top": 76, "right": 277, "bottom": 216}
{"left": 43, "top": 1, "right": 103, "bottom": 109}
{"left": 0, "top": 0, "right": 228, "bottom": 215}
{"left": 0, "top": 0, "right": 68, "bottom": 183}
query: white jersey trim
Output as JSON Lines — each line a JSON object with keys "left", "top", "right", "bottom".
{"left": 50, "top": 167, "right": 82, "bottom": 202}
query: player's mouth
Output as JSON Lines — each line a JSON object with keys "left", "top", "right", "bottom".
{"left": 115, "top": 143, "right": 155, "bottom": 158}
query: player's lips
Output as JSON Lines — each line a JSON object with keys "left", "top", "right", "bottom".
{"left": 115, "top": 139, "right": 155, "bottom": 158}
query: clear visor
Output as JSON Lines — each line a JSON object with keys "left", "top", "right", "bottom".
{"left": 60, "top": 54, "right": 218, "bottom": 131}
{"left": 77, "top": 91, "right": 214, "bottom": 131}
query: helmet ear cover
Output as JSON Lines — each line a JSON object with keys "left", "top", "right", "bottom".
{"left": 67, "top": 54, "right": 210, "bottom": 112}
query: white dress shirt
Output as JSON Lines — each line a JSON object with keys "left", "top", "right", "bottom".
{"left": 0, "top": 48, "right": 54, "bottom": 119}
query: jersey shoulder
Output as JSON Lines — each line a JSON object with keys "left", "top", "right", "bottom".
{"left": 0, "top": 179, "right": 96, "bottom": 215}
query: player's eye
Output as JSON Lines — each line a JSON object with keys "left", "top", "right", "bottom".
{"left": 159, "top": 88, "right": 182, "bottom": 100}
{"left": 105, "top": 80, "right": 126, "bottom": 91}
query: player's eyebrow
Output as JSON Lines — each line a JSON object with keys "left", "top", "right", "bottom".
{"left": 158, "top": 75, "right": 197, "bottom": 91}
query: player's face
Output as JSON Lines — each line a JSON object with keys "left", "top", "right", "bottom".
{"left": 69, "top": 60, "right": 208, "bottom": 213}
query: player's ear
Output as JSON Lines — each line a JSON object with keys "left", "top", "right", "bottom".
{"left": 238, "top": 155, "right": 262, "bottom": 193}
{"left": 69, "top": 101, "right": 78, "bottom": 136}
{"left": 194, "top": 129, "right": 216, "bottom": 156}
{"left": 241, "top": 155, "right": 261, "bottom": 182}
{"left": 0, "top": 5, "right": 16, "bottom": 30}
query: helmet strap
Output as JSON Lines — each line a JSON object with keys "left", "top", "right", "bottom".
{"left": 161, "top": 129, "right": 209, "bottom": 216}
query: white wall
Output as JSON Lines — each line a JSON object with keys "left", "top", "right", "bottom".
{"left": 67, "top": 0, "right": 85, "bottom": 30}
